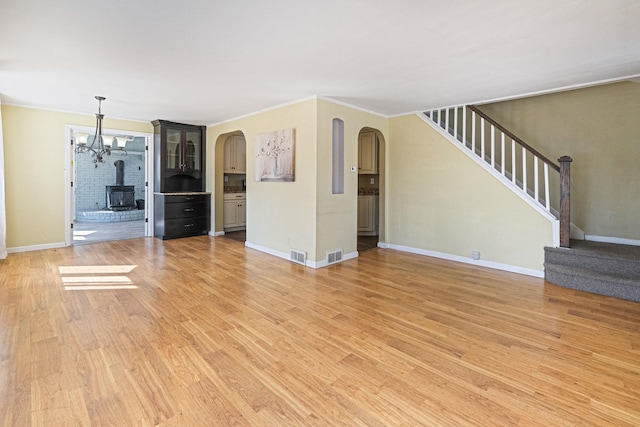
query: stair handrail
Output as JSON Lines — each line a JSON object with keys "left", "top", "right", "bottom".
{"left": 468, "top": 105, "right": 560, "bottom": 172}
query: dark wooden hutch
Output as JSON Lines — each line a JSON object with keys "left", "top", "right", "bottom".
{"left": 152, "top": 120, "right": 210, "bottom": 239}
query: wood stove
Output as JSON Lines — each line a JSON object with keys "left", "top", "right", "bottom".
{"left": 106, "top": 185, "right": 135, "bottom": 210}
{"left": 106, "top": 160, "right": 136, "bottom": 210}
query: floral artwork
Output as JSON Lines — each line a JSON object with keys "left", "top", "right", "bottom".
{"left": 254, "top": 128, "right": 295, "bottom": 181}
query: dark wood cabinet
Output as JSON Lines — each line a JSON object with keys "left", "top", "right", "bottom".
{"left": 152, "top": 120, "right": 206, "bottom": 192}
{"left": 152, "top": 120, "right": 210, "bottom": 239}
{"left": 154, "top": 193, "right": 211, "bottom": 240}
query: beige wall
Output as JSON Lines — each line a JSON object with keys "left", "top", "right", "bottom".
{"left": 478, "top": 81, "right": 640, "bottom": 240}
{"left": 207, "top": 99, "right": 319, "bottom": 260}
{"left": 4, "top": 98, "right": 559, "bottom": 272}
{"left": 209, "top": 98, "right": 388, "bottom": 264}
{"left": 1, "top": 104, "right": 152, "bottom": 249}
{"left": 387, "top": 114, "right": 554, "bottom": 271}
{"left": 315, "top": 99, "right": 388, "bottom": 259}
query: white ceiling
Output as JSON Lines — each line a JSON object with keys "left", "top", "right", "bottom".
{"left": 1, "top": 0, "right": 639, "bottom": 126}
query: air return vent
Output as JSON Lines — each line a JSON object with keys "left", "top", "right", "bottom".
{"left": 290, "top": 249, "right": 307, "bottom": 265}
{"left": 326, "top": 250, "right": 343, "bottom": 265}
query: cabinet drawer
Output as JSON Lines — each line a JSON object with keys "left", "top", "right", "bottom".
{"left": 164, "top": 194, "right": 210, "bottom": 204}
{"left": 223, "top": 193, "right": 246, "bottom": 201}
{"left": 164, "top": 201, "right": 209, "bottom": 219}
{"left": 163, "top": 216, "right": 210, "bottom": 238}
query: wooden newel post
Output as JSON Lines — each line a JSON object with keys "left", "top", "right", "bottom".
{"left": 558, "top": 156, "right": 572, "bottom": 248}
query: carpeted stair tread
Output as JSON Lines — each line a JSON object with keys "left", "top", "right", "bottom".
{"left": 567, "top": 239, "right": 640, "bottom": 262}
{"left": 544, "top": 240, "right": 640, "bottom": 302}
{"left": 544, "top": 241, "right": 640, "bottom": 280}
{"left": 545, "top": 263, "right": 640, "bottom": 302}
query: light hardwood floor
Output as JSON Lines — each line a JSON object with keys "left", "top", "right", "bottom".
{"left": 1, "top": 236, "right": 639, "bottom": 426}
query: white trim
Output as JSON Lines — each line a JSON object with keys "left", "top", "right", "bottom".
{"left": 245, "top": 241, "right": 291, "bottom": 262}
{"left": 570, "top": 222, "right": 585, "bottom": 240}
{"left": 585, "top": 235, "right": 640, "bottom": 247}
{"left": 471, "top": 73, "right": 640, "bottom": 107}
{"left": 317, "top": 96, "right": 389, "bottom": 118}
{"left": 552, "top": 220, "right": 560, "bottom": 247}
{"left": 144, "top": 133, "right": 154, "bottom": 238}
{"left": 244, "top": 241, "right": 358, "bottom": 269}
{"left": 209, "top": 94, "right": 391, "bottom": 128}
{"left": 210, "top": 230, "right": 225, "bottom": 237}
{"left": 66, "top": 125, "right": 154, "bottom": 246}
{"left": 0, "top": 99, "right": 6, "bottom": 259}
{"left": 208, "top": 95, "right": 319, "bottom": 127}
{"left": 8, "top": 242, "right": 66, "bottom": 253}
{"left": 2, "top": 102, "right": 150, "bottom": 124}
{"left": 409, "top": 73, "right": 640, "bottom": 115}
{"left": 384, "top": 243, "right": 544, "bottom": 278}
{"left": 314, "top": 251, "right": 358, "bottom": 268}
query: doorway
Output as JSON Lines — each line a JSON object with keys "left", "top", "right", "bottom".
{"left": 218, "top": 131, "right": 247, "bottom": 243}
{"left": 357, "top": 128, "right": 384, "bottom": 253}
{"left": 66, "top": 126, "right": 154, "bottom": 246}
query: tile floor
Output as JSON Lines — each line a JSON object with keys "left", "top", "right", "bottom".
{"left": 73, "top": 220, "right": 146, "bottom": 245}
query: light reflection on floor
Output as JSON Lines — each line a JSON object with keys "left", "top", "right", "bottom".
{"left": 58, "top": 264, "right": 138, "bottom": 290}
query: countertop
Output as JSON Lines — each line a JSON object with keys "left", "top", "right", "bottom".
{"left": 154, "top": 192, "right": 211, "bottom": 195}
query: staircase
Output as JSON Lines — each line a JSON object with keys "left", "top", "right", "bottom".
{"left": 545, "top": 240, "right": 640, "bottom": 302}
{"left": 419, "top": 105, "right": 562, "bottom": 242}
{"left": 421, "top": 105, "right": 640, "bottom": 302}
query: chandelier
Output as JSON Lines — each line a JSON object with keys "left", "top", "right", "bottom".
{"left": 74, "top": 96, "right": 128, "bottom": 165}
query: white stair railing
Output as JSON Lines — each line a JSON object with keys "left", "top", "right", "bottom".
{"left": 422, "top": 105, "right": 560, "bottom": 217}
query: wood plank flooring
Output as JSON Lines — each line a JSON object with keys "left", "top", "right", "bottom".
{"left": 1, "top": 236, "right": 639, "bottom": 426}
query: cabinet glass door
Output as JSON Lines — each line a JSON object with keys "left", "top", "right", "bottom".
{"left": 184, "top": 130, "right": 201, "bottom": 171}
{"left": 166, "top": 128, "right": 182, "bottom": 170}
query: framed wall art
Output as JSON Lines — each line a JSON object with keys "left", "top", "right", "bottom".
{"left": 254, "top": 128, "right": 295, "bottom": 182}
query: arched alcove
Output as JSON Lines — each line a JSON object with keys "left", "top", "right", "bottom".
{"left": 213, "top": 131, "right": 247, "bottom": 239}
{"left": 356, "top": 127, "right": 385, "bottom": 251}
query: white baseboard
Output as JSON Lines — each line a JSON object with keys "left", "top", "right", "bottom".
{"left": 210, "top": 230, "right": 225, "bottom": 237}
{"left": 380, "top": 242, "right": 544, "bottom": 278}
{"left": 585, "top": 235, "right": 640, "bottom": 246}
{"left": 8, "top": 241, "right": 66, "bottom": 254}
{"left": 244, "top": 241, "right": 358, "bottom": 269}
{"left": 313, "top": 251, "right": 358, "bottom": 268}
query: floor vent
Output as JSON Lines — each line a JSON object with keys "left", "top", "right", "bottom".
{"left": 327, "top": 250, "right": 343, "bottom": 265}
{"left": 290, "top": 249, "right": 307, "bottom": 265}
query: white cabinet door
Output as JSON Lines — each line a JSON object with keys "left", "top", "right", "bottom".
{"left": 235, "top": 136, "right": 246, "bottom": 173}
{"left": 223, "top": 200, "right": 240, "bottom": 228}
{"left": 358, "top": 132, "right": 378, "bottom": 174}
{"left": 224, "top": 135, "right": 246, "bottom": 173}
{"left": 358, "top": 195, "right": 374, "bottom": 232}
{"left": 224, "top": 194, "right": 247, "bottom": 229}
{"left": 237, "top": 200, "right": 246, "bottom": 226}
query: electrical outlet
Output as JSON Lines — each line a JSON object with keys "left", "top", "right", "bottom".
{"left": 472, "top": 251, "right": 480, "bottom": 260}
{"left": 370, "top": 177, "right": 375, "bottom": 184}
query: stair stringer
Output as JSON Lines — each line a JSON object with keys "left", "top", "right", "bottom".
{"left": 416, "top": 111, "right": 560, "bottom": 247}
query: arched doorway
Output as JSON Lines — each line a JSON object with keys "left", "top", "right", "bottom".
{"left": 214, "top": 131, "right": 247, "bottom": 243}
{"left": 357, "top": 127, "right": 385, "bottom": 252}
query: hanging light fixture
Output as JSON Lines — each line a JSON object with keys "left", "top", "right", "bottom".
{"left": 74, "top": 96, "right": 128, "bottom": 165}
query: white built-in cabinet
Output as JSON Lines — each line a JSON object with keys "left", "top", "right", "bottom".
{"left": 358, "top": 131, "right": 378, "bottom": 174}
{"left": 357, "top": 195, "right": 378, "bottom": 235}
{"left": 223, "top": 193, "right": 246, "bottom": 229}
{"left": 224, "top": 134, "right": 246, "bottom": 173}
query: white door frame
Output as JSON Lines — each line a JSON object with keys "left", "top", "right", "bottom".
{"left": 64, "top": 125, "right": 154, "bottom": 246}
